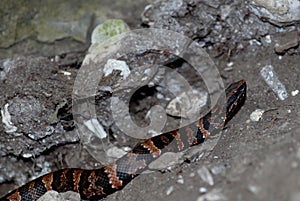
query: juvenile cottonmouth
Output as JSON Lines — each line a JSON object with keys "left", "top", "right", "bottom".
{"left": 1, "top": 80, "right": 247, "bottom": 201}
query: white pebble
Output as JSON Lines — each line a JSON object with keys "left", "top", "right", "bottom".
{"left": 197, "top": 166, "right": 214, "bottom": 186}
{"left": 22, "top": 153, "right": 33, "bottom": 158}
{"left": 197, "top": 188, "right": 226, "bottom": 201}
{"left": 248, "top": 184, "right": 260, "bottom": 195}
{"left": 156, "top": 93, "right": 164, "bottom": 99}
{"left": 250, "top": 109, "right": 264, "bottom": 122}
{"left": 199, "top": 187, "right": 207, "bottom": 193}
{"left": 189, "top": 172, "right": 195, "bottom": 177}
{"left": 291, "top": 90, "right": 299, "bottom": 96}
{"left": 1, "top": 103, "right": 18, "bottom": 133}
{"left": 59, "top": 70, "right": 71, "bottom": 76}
{"left": 260, "top": 65, "right": 288, "bottom": 100}
{"left": 166, "top": 186, "right": 174, "bottom": 195}
{"left": 54, "top": 55, "right": 60, "bottom": 62}
{"left": 265, "top": 35, "right": 272, "bottom": 43}
{"left": 103, "top": 59, "right": 130, "bottom": 79}
{"left": 177, "top": 175, "right": 184, "bottom": 184}
{"left": 227, "top": 62, "right": 234, "bottom": 67}
{"left": 211, "top": 166, "right": 224, "bottom": 175}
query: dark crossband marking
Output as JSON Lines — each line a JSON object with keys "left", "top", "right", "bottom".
{"left": 141, "top": 140, "right": 162, "bottom": 158}
{"left": 1, "top": 80, "right": 246, "bottom": 201}
{"left": 41, "top": 173, "right": 53, "bottom": 191}
{"left": 104, "top": 163, "right": 123, "bottom": 189}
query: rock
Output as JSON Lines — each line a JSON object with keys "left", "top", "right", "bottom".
{"left": 91, "top": 19, "right": 130, "bottom": 45}
{"left": 274, "top": 29, "right": 299, "bottom": 54}
{"left": 211, "top": 165, "right": 225, "bottom": 175}
{"left": 1, "top": 103, "right": 18, "bottom": 134}
{"left": 197, "top": 188, "right": 226, "bottom": 201}
{"left": 177, "top": 175, "right": 184, "bottom": 184}
{"left": 260, "top": 65, "right": 288, "bottom": 100}
{"left": 0, "top": 1, "right": 149, "bottom": 59}
{"left": 199, "top": 187, "right": 207, "bottom": 194}
{"left": 37, "top": 190, "right": 81, "bottom": 201}
{"left": 197, "top": 166, "right": 214, "bottom": 186}
{"left": 6, "top": 95, "right": 54, "bottom": 140}
{"left": 36, "top": 14, "right": 92, "bottom": 43}
{"left": 148, "top": 152, "right": 184, "bottom": 170}
{"left": 75, "top": 27, "right": 219, "bottom": 164}
{"left": 250, "top": 109, "right": 265, "bottom": 122}
{"left": 141, "top": 0, "right": 277, "bottom": 56}
{"left": 248, "top": 184, "right": 261, "bottom": 195}
{"left": 166, "top": 89, "right": 207, "bottom": 119}
{"left": 165, "top": 186, "right": 174, "bottom": 196}
{"left": 0, "top": 56, "right": 79, "bottom": 160}
{"left": 250, "top": 0, "right": 300, "bottom": 26}
{"left": 103, "top": 59, "right": 131, "bottom": 79}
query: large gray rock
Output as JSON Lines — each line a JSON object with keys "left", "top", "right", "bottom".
{"left": 250, "top": 0, "right": 300, "bottom": 26}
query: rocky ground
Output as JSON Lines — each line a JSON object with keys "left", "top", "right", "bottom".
{"left": 0, "top": 0, "right": 300, "bottom": 201}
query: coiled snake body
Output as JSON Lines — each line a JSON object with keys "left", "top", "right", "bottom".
{"left": 1, "top": 80, "right": 247, "bottom": 201}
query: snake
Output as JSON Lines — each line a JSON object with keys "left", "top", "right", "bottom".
{"left": 1, "top": 80, "right": 247, "bottom": 201}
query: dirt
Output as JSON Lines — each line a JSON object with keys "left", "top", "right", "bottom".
{"left": 103, "top": 36, "right": 300, "bottom": 201}
{"left": 0, "top": 1, "right": 300, "bottom": 201}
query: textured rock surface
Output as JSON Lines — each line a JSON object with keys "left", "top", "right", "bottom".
{"left": 250, "top": 0, "right": 300, "bottom": 26}
{"left": 0, "top": 0, "right": 153, "bottom": 59}
{"left": 142, "top": 0, "right": 279, "bottom": 56}
{"left": 37, "top": 190, "right": 80, "bottom": 201}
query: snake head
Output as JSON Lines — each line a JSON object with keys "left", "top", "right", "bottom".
{"left": 224, "top": 79, "right": 247, "bottom": 123}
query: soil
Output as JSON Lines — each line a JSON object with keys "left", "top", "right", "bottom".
{"left": 0, "top": 1, "right": 300, "bottom": 201}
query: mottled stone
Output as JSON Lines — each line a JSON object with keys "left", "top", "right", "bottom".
{"left": 250, "top": 0, "right": 300, "bottom": 26}
{"left": 274, "top": 30, "right": 299, "bottom": 53}
{"left": 91, "top": 19, "right": 130, "bottom": 44}
{"left": 37, "top": 190, "right": 81, "bottom": 201}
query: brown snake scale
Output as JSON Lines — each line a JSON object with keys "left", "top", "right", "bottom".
{"left": 1, "top": 80, "right": 247, "bottom": 201}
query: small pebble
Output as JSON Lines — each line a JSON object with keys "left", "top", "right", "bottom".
{"left": 224, "top": 66, "right": 233, "bottom": 71}
{"left": 291, "top": 90, "right": 299, "bottom": 96}
{"left": 199, "top": 187, "right": 207, "bottom": 193}
{"left": 248, "top": 184, "right": 260, "bottom": 195}
{"left": 177, "top": 175, "right": 184, "bottom": 184}
{"left": 22, "top": 153, "right": 33, "bottom": 158}
{"left": 59, "top": 70, "right": 71, "bottom": 76}
{"left": 211, "top": 166, "right": 224, "bottom": 175}
{"left": 265, "top": 35, "right": 272, "bottom": 43}
{"left": 250, "top": 109, "right": 264, "bottom": 122}
{"left": 197, "top": 166, "right": 214, "bottom": 186}
{"left": 156, "top": 93, "right": 164, "bottom": 99}
{"left": 103, "top": 59, "right": 130, "bottom": 79}
{"left": 54, "top": 55, "right": 60, "bottom": 62}
{"left": 227, "top": 62, "right": 234, "bottom": 67}
{"left": 189, "top": 172, "right": 196, "bottom": 177}
{"left": 196, "top": 188, "right": 225, "bottom": 201}
{"left": 291, "top": 161, "right": 298, "bottom": 169}
{"left": 166, "top": 186, "right": 174, "bottom": 196}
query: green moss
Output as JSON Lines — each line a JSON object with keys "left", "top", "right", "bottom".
{"left": 91, "top": 19, "right": 129, "bottom": 44}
